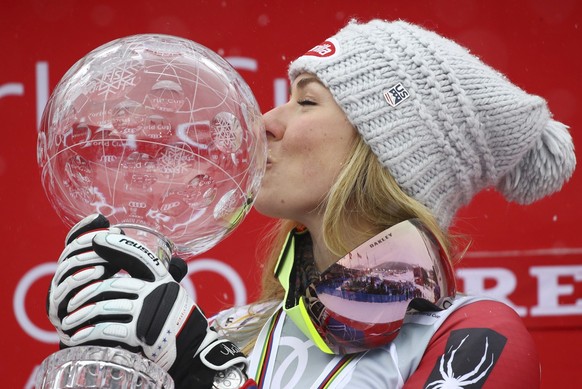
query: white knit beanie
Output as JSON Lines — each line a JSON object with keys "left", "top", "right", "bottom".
{"left": 289, "top": 19, "right": 576, "bottom": 229}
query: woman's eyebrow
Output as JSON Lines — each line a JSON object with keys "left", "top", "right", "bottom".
{"left": 295, "top": 77, "right": 324, "bottom": 90}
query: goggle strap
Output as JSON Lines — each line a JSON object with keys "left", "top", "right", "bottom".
{"left": 273, "top": 231, "right": 294, "bottom": 280}
{"left": 274, "top": 232, "right": 334, "bottom": 354}
{"left": 297, "top": 297, "right": 334, "bottom": 354}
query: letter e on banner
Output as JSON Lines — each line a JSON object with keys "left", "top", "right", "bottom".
{"left": 530, "top": 265, "right": 582, "bottom": 316}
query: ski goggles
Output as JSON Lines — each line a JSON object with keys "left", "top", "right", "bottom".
{"left": 275, "top": 219, "right": 456, "bottom": 354}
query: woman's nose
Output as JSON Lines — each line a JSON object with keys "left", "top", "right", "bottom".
{"left": 262, "top": 105, "right": 286, "bottom": 140}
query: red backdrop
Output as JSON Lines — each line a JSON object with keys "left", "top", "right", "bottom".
{"left": 2, "top": 1, "right": 581, "bottom": 387}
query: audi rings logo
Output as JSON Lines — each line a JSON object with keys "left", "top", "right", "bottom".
{"left": 128, "top": 201, "right": 147, "bottom": 208}
{"left": 13, "top": 258, "right": 247, "bottom": 343}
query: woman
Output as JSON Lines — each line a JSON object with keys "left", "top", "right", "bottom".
{"left": 47, "top": 19, "right": 575, "bottom": 388}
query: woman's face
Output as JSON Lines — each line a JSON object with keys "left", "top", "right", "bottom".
{"left": 255, "top": 73, "right": 358, "bottom": 224}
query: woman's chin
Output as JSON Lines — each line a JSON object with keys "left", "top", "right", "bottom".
{"left": 253, "top": 195, "right": 285, "bottom": 220}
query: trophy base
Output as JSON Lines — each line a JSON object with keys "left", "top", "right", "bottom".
{"left": 36, "top": 346, "right": 174, "bottom": 389}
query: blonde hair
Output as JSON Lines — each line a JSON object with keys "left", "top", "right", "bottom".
{"left": 221, "top": 136, "right": 457, "bottom": 355}
{"left": 260, "top": 136, "right": 453, "bottom": 294}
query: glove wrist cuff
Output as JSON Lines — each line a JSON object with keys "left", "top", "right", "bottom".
{"left": 199, "top": 339, "right": 248, "bottom": 371}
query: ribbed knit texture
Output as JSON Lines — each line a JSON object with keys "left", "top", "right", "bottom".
{"left": 289, "top": 19, "right": 576, "bottom": 229}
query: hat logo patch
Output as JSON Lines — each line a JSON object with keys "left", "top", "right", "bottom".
{"left": 383, "top": 83, "right": 410, "bottom": 107}
{"left": 304, "top": 38, "right": 338, "bottom": 58}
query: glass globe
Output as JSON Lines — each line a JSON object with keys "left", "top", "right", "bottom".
{"left": 37, "top": 34, "right": 267, "bottom": 258}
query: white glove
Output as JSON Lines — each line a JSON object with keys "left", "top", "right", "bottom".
{"left": 47, "top": 214, "right": 249, "bottom": 389}
{"left": 48, "top": 213, "right": 123, "bottom": 339}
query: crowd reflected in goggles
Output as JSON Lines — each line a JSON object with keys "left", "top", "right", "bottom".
{"left": 276, "top": 219, "right": 457, "bottom": 355}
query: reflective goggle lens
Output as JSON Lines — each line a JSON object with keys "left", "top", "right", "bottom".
{"left": 279, "top": 219, "right": 456, "bottom": 354}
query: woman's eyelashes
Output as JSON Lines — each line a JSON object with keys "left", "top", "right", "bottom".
{"left": 297, "top": 98, "right": 317, "bottom": 106}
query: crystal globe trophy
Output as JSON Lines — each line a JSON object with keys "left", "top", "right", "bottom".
{"left": 35, "top": 34, "right": 267, "bottom": 388}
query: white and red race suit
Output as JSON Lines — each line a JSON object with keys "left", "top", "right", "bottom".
{"left": 213, "top": 295, "right": 539, "bottom": 389}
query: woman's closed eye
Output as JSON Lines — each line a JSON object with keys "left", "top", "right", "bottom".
{"left": 297, "top": 99, "right": 317, "bottom": 106}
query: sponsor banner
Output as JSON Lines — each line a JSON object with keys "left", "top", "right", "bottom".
{"left": 1, "top": 1, "right": 581, "bottom": 388}
{"left": 458, "top": 252, "right": 582, "bottom": 329}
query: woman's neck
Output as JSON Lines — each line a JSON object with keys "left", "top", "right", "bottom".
{"left": 298, "top": 214, "right": 336, "bottom": 272}
{"left": 307, "top": 227, "right": 340, "bottom": 272}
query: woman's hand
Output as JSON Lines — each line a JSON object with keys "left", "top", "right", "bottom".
{"left": 47, "top": 214, "right": 250, "bottom": 389}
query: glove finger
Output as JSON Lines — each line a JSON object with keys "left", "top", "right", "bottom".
{"left": 65, "top": 213, "right": 110, "bottom": 245}
{"left": 54, "top": 250, "right": 111, "bottom": 286}
{"left": 50, "top": 262, "right": 113, "bottom": 324}
{"left": 62, "top": 297, "right": 138, "bottom": 335}
{"left": 169, "top": 256, "right": 188, "bottom": 282}
{"left": 64, "top": 277, "right": 147, "bottom": 320}
{"left": 59, "top": 229, "right": 102, "bottom": 263}
{"left": 49, "top": 250, "right": 122, "bottom": 326}
{"left": 66, "top": 322, "right": 142, "bottom": 355}
{"left": 66, "top": 277, "right": 185, "bottom": 348}
{"left": 59, "top": 227, "right": 124, "bottom": 263}
{"left": 92, "top": 232, "right": 169, "bottom": 281}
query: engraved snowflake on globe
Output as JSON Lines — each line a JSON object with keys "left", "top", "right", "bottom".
{"left": 37, "top": 34, "right": 267, "bottom": 258}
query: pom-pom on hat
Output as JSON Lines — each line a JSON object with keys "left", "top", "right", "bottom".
{"left": 289, "top": 19, "right": 576, "bottom": 229}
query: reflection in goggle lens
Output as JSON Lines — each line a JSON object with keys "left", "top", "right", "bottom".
{"left": 298, "top": 219, "right": 456, "bottom": 354}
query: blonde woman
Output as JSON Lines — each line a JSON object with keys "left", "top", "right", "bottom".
{"left": 48, "top": 20, "right": 575, "bottom": 388}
